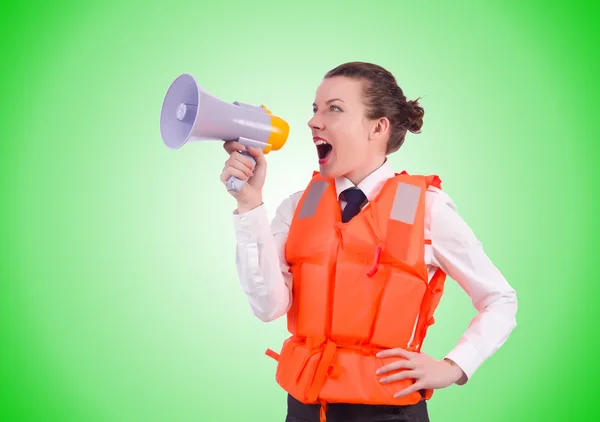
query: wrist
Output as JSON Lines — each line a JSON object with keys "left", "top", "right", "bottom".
{"left": 237, "top": 197, "right": 263, "bottom": 214}
{"left": 443, "top": 358, "right": 466, "bottom": 384}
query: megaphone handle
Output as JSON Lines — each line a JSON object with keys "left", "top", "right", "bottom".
{"left": 226, "top": 150, "right": 257, "bottom": 193}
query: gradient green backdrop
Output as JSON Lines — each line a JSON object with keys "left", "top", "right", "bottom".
{"left": 1, "top": 1, "right": 598, "bottom": 421}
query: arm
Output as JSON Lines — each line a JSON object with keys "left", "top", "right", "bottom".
{"left": 429, "top": 188, "right": 518, "bottom": 385}
{"left": 231, "top": 196, "right": 296, "bottom": 322}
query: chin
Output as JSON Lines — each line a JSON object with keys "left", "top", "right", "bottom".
{"left": 318, "top": 163, "right": 345, "bottom": 179}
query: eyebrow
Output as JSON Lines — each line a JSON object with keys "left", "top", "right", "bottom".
{"left": 313, "top": 98, "right": 345, "bottom": 107}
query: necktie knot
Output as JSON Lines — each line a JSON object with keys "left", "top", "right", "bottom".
{"left": 341, "top": 187, "right": 367, "bottom": 206}
{"left": 340, "top": 188, "right": 367, "bottom": 222}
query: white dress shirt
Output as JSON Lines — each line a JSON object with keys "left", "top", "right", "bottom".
{"left": 231, "top": 159, "right": 518, "bottom": 385}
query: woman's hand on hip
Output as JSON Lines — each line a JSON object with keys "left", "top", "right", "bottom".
{"left": 375, "top": 348, "right": 466, "bottom": 398}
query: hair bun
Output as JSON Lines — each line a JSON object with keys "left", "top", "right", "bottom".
{"left": 405, "top": 98, "right": 424, "bottom": 134}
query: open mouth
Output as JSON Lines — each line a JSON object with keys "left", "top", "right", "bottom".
{"left": 315, "top": 138, "right": 332, "bottom": 162}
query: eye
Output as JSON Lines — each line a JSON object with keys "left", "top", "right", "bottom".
{"left": 330, "top": 105, "right": 342, "bottom": 112}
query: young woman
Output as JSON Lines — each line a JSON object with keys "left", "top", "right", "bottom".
{"left": 220, "top": 62, "right": 518, "bottom": 422}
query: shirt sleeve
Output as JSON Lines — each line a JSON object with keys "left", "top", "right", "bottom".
{"left": 231, "top": 196, "right": 296, "bottom": 322}
{"left": 427, "top": 188, "right": 518, "bottom": 385}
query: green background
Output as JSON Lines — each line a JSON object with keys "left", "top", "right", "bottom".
{"left": 1, "top": 0, "right": 598, "bottom": 421}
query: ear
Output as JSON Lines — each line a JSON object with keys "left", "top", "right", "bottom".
{"left": 369, "top": 117, "right": 391, "bottom": 141}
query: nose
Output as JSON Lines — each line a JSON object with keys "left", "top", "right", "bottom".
{"left": 307, "top": 112, "right": 324, "bottom": 131}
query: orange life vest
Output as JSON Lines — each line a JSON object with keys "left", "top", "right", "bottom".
{"left": 265, "top": 171, "right": 447, "bottom": 422}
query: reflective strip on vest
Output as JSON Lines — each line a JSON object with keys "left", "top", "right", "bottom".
{"left": 297, "top": 180, "right": 329, "bottom": 219}
{"left": 390, "top": 182, "right": 421, "bottom": 224}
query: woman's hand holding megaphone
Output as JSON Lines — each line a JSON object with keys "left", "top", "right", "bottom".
{"left": 221, "top": 140, "right": 267, "bottom": 213}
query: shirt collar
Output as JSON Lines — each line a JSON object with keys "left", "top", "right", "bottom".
{"left": 335, "top": 158, "right": 395, "bottom": 202}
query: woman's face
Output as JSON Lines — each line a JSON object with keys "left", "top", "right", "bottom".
{"left": 308, "top": 76, "right": 388, "bottom": 182}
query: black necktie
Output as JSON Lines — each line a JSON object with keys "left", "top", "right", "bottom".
{"left": 340, "top": 187, "right": 367, "bottom": 223}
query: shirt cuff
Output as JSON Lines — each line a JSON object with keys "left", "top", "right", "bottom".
{"left": 232, "top": 203, "right": 270, "bottom": 243}
{"left": 444, "top": 341, "right": 484, "bottom": 385}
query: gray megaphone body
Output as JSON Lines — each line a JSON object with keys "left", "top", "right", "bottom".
{"left": 160, "top": 73, "right": 289, "bottom": 192}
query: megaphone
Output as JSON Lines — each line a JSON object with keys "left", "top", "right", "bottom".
{"left": 160, "top": 73, "right": 289, "bottom": 192}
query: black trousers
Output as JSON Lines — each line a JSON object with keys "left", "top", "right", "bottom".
{"left": 285, "top": 393, "right": 430, "bottom": 422}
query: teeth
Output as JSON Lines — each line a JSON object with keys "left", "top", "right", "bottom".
{"left": 314, "top": 139, "right": 328, "bottom": 145}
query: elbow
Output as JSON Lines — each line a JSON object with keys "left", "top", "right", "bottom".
{"left": 249, "top": 301, "right": 288, "bottom": 322}
{"left": 479, "top": 287, "right": 519, "bottom": 328}
{"left": 512, "top": 291, "right": 519, "bottom": 329}
{"left": 253, "top": 307, "right": 275, "bottom": 322}
{"left": 258, "top": 302, "right": 292, "bottom": 323}
{"left": 509, "top": 287, "right": 518, "bottom": 315}
{"left": 246, "top": 288, "right": 291, "bottom": 322}
{"left": 253, "top": 308, "right": 283, "bottom": 323}
{"left": 502, "top": 288, "right": 519, "bottom": 331}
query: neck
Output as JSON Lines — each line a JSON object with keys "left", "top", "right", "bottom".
{"left": 344, "top": 155, "right": 387, "bottom": 186}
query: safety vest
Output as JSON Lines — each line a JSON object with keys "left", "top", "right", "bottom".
{"left": 265, "top": 170, "right": 447, "bottom": 421}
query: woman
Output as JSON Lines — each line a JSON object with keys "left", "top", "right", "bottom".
{"left": 220, "top": 62, "right": 518, "bottom": 422}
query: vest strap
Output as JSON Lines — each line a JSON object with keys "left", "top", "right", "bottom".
{"left": 265, "top": 348, "right": 279, "bottom": 361}
{"left": 412, "top": 267, "right": 445, "bottom": 350}
{"left": 306, "top": 340, "right": 337, "bottom": 402}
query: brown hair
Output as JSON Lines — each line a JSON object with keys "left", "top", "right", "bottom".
{"left": 324, "top": 62, "right": 424, "bottom": 154}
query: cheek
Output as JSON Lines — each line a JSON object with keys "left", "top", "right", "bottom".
{"left": 328, "top": 116, "right": 367, "bottom": 155}
{"left": 335, "top": 137, "right": 368, "bottom": 162}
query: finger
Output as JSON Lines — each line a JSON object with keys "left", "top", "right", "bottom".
{"left": 393, "top": 382, "right": 424, "bottom": 399}
{"left": 223, "top": 141, "right": 246, "bottom": 154}
{"left": 220, "top": 167, "right": 250, "bottom": 184}
{"left": 226, "top": 156, "right": 254, "bottom": 177}
{"left": 380, "top": 370, "right": 418, "bottom": 384}
{"left": 230, "top": 150, "right": 257, "bottom": 170}
{"left": 376, "top": 348, "right": 415, "bottom": 359}
{"left": 246, "top": 146, "right": 266, "bottom": 165}
{"left": 376, "top": 359, "right": 415, "bottom": 375}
